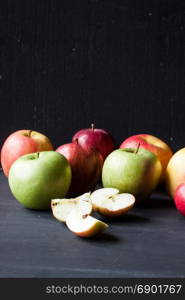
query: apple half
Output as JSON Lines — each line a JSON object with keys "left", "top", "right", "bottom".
{"left": 51, "top": 192, "right": 92, "bottom": 222}
{"left": 66, "top": 209, "right": 108, "bottom": 238}
{"left": 90, "top": 188, "right": 135, "bottom": 218}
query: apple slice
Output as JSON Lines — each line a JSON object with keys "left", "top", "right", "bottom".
{"left": 91, "top": 188, "right": 135, "bottom": 217}
{"left": 66, "top": 209, "right": 108, "bottom": 238}
{"left": 51, "top": 192, "right": 92, "bottom": 222}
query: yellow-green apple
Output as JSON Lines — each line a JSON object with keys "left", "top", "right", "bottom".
{"left": 102, "top": 147, "right": 162, "bottom": 201}
{"left": 174, "top": 184, "right": 185, "bottom": 216}
{"left": 56, "top": 140, "right": 103, "bottom": 197}
{"left": 66, "top": 209, "right": 108, "bottom": 238}
{"left": 1, "top": 130, "right": 53, "bottom": 176}
{"left": 8, "top": 151, "right": 71, "bottom": 210}
{"left": 120, "top": 134, "right": 173, "bottom": 181}
{"left": 51, "top": 192, "right": 92, "bottom": 222}
{"left": 166, "top": 148, "right": 185, "bottom": 197}
{"left": 72, "top": 124, "right": 115, "bottom": 161}
{"left": 91, "top": 188, "right": 135, "bottom": 218}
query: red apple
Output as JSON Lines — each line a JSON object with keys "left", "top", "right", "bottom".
{"left": 56, "top": 140, "right": 103, "bottom": 197}
{"left": 120, "top": 134, "right": 173, "bottom": 181}
{"left": 174, "top": 184, "right": 185, "bottom": 216}
{"left": 1, "top": 130, "right": 53, "bottom": 176}
{"left": 72, "top": 124, "right": 115, "bottom": 161}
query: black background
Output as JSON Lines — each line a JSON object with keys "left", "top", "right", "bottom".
{"left": 1, "top": 0, "right": 185, "bottom": 151}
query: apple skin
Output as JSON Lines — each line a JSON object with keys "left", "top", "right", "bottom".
{"left": 120, "top": 134, "right": 173, "bottom": 181}
{"left": 8, "top": 151, "right": 72, "bottom": 210}
{"left": 102, "top": 148, "right": 162, "bottom": 201}
{"left": 56, "top": 141, "right": 103, "bottom": 197}
{"left": 1, "top": 130, "right": 53, "bottom": 176}
{"left": 166, "top": 148, "right": 185, "bottom": 197}
{"left": 72, "top": 124, "right": 115, "bottom": 161}
{"left": 174, "top": 184, "right": 185, "bottom": 216}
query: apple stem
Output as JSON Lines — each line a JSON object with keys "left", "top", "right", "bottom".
{"left": 28, "top": 130, "right": 32, "bottom": 137}
{"left": 135, "top": 143, "right": 140, "bottom": 154}
{"left": 91, "top": 123, "right": 95, "bottom": 131}
{"left": 37, "top": 152, "right": 40, "bottom": 158}
{"left": 74, "top": 138, "right": 78, "bottom": 144}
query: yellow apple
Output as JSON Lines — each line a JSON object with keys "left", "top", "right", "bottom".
{"left": 166, "top": 148, "right": 185, "bottom": 197}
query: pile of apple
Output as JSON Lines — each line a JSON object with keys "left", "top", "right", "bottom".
{"left": 0, "top": 126, "right": 185, "bottom": 238}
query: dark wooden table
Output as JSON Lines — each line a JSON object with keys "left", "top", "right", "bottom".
{"left": 0, "top": 171, "right": 184, "bottom": 278}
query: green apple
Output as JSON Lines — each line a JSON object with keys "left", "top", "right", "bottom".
{"left": 102, "top": 148, "right": 162, "bottom": 201}
{"left": 8, "top": 151, "right": 72, "bottom": 210}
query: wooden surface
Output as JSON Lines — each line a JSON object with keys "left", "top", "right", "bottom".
{"left": 1, "top": 0, "right": 185, "bottom": 151}
{"left": 0, "top": 171, "right": 185, "bottom": 278}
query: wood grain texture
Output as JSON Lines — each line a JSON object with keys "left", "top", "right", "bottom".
{"left": 0, "top": 171, "right": 185, "bottom": 278}
{"left": 1, "top": 0, "right": 185, "bottom": 151}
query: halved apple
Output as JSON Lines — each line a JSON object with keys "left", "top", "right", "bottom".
{"left": 90, "top": 188, "right": 135, "bottom": 217}
{"left": 51, "top": 192, "right": 92, "bottom": 222}
{"left": 66, "top": 209, "right": 108, "bottom": 238}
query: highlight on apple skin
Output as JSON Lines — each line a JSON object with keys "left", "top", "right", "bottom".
{"left": 1, "top": 129, "right": 53, "bottom": 176}
{"left": 8, "top": 151, "right": 72, "bottom": 210}
{"left": 120, "top": 134, "right": 173, "bottom": 181}
{"left": 72, "top": 123, "right": 115, "bottom": 161}
{"left": 102, "top": 147, "right": 162, "bottom": 202}
{"left": 56, "top": 139, "right": 103, "bottom": 197}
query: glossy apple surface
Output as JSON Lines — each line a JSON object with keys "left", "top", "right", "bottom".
{"left": 174, "top": 184, "right": 185, "bottom": 216}
{"left": 120, "top": 134, "right": 173, "bottom": 181}
{"left": 72, "top": 124, "right": 115, "bottom": 161}
{"left": 8, "top": 151, "right": 71, "bottom": 210}
{"left": 102, "top": 148, "right": 162, "bottom": 201}
{"left": 166, "top": 148, "right": 185, "bottom": 197}
{"left": 56, "top": 140, "right": 103, "bottom": 197}
{"left": 1, "top": 130, "right": 53, "bottom": 176}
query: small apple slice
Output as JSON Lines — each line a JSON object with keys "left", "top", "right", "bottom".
{"left": 51, "top": 192, "right": 92, "bottom": 222}
{"left": 66, "top": 209, "right": 108, "bottom": 238}
{"left": 91, "top": 188, "right": 135, "bottom": 217}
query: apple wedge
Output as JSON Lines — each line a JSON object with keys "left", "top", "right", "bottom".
{"left": 91, "top": 188, "right": 135, "bottom": 218}
{"left": 51, "top": 192, "right": 92, "bottom": 222}
{"left": 66, "top": 209, "right": 108, "bottom": 238}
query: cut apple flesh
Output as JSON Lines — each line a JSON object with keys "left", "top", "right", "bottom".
{"left": 91, "top": 188, "right": 135, "bottom": 217}
{"left": 66, "top": 210, "right": 108, "bottom": 238}
{"left": 51, "top": 192, "right": 92, "bottom": 222}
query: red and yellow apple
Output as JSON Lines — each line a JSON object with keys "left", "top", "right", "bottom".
{"left": 120, "top": 134, "right": 173, "bottom": 181}
{"left": 174, "top": 184, "right": 185, "bottom": 216}
{"left": 166, "top": 148, "right": 185, "bottom": 197}
{"left": 1, "top": 130, "right": 53, "bottom": 176}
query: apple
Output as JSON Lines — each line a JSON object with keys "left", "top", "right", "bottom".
{"left": 72, "top": 124, "right": 115, "bottom": 161}
{"left": 174, "top": 184, "right": 185, "bottom": 216}
{"left": 102, "top": 147, "right": 162, "bottom": 201}
{"left": 56, "top": 140, "right": 103, "bottom": 197}
{"left": 166, "top": 148, "right": 185, "bottom": 197}
{"left": 1, "top": 130, "right": 53, "bottom": 176}
{"left": 91, "top": 188, "right": 135, "bottom": 218}
{"left": 51, "top": 192, "right": 92, "bottom": 222}
{"left": 8, "top": 151, "right": 71, "bottom": 210}
{"left": 66, "top": 209, "right": 108, "bottom": 238}
{"left": 120, "top": 134, "right": 173, "bottom": 181}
